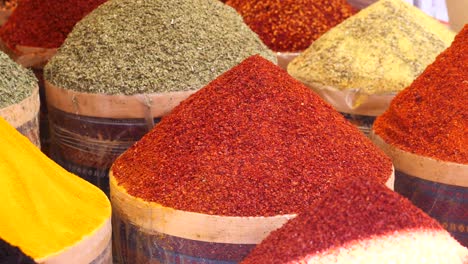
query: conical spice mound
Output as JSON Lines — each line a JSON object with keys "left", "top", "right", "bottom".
{"left": 112, "top": 55, "right": 393, "bottom": 217}
{"left": 44, "top": 0, "right": 276, "bottom": 95}
{"left": 241, "top": 177, "right": 468, "bottom": 263}
{"left": 373, "top": 25, "right": 468, "bottom": 164}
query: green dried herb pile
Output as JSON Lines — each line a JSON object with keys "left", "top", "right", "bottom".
{"left": 0, "top": 51, "right": 36, "bottom": 108}
{"left": 44, "top": 0, "right": 276, "bottom": 95}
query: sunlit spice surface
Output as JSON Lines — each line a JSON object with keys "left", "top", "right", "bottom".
{"left": 374, "top": 25, "right": 468, "bottom": 164}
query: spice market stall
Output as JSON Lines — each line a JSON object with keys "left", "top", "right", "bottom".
{"left": 226, "top": 0, "right": 355, "bottom": 69}
{"left": 44, "top": 0, "right": 276, "bottom": 194}
{"left": 371, "top": 25, "right": 468, "bottom": 247}
{"left": 110, "top": 55, "right": 394, "bottom": 263}
{"left": 241, "top": 177, "right": 468, "bottom": 263}
{"left": 0, "top": 118, "right": 112, "bottom": 264}
{"left": 0, "top": 51, "right": 39, "bottom": 147}
{"left": 288, "top": 0, "right": 454, "bottom": 135}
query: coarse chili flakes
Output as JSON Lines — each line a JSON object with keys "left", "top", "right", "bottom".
{"left": 226, "top": 0, "right": 356, "bottom": 52}
{"left": 0, "top": 0, "right": 107, "bottom": 49}
{"left": 373, "top": 25, "right": 468, "bottom": 164}
{"left": 112, "top": 55, "right": 392, "bottom": 217}
{"left": 241, "top": 176, "right": 459, "bottom": 263}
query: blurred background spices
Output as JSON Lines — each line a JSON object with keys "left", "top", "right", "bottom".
{"left": 0, "top": 0, "right": 107, "bottom": 49}
{"left": 226, "top": 0, "right": 355, "bottom": 52}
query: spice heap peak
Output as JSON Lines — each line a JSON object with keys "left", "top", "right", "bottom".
{"left": 0, "top": 0, "right": 107, "bottom": 49}
{"left": 241, "top": 177, "right": 468, "bottom": 263}
{"left": 288, "top": 0, "right": 455, "bottom": 95}
{"left": 112, "top": 55, "right": 392, "bottom": 217}
{"left": 374, "top": 25, "right": 468, "bottom": 164}
{"left": 44, "top": 0, "right": 275, "bottom": 95}
{"left": 226, "top": 0, "right": 355, "bottom": 52}
{"left": 0, "top": 51, "right": 36, "bottom": 108}
{"left": 0, "top": 118, "right": 111, "bottom": 260}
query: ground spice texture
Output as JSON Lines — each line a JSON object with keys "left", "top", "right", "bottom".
{"left": 0, "top": 118, "right": 111, "bottom": 260}
{"left": 226, "top": 0, "right": 355, "bottom": 52}
{"left": 287, "top": 0, "right": 455, "bottom": 95}
{"left": 241, "top": 177, "right": 446, "bottom": 263}
{"left": 374, "top": 25, "right": 468, "bottom": 164}
{"left": 112, "top": 55, "right": 392, "bottom": 217}
{"left": 0, "top": 0, "right": 107, "bottom": 49}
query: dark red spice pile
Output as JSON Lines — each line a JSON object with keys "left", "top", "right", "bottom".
{"left": 0, "top": 238, "right": 36, "bottom": 264}
{"left": 241, "top": 176, "right": 442, "bottom": 263}
{"left": 226, "top": 0, "right": 355, "bottom": 52}
{"left": 112, "top": 55, "right": 392, "bottom": 217}
{"left": 0, "top": 0, "right": 107, "bottom": 49}
{"left": 374, "top": 25, "right": 468, "bottom": 164}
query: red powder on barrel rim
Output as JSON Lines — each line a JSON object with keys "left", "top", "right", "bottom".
{"left": 226, "top": 0, "right": 355, "bottom": 52}
{"left": 112, "top": 55, "right": 392, "bottom": 217}
{"left": 373, "top": 25, "right": 468, "bottom": 164}
{"left": 0, "top": 0, "right": 107, "bottom": 49}
{"left": 241, "top": 176, "right": 443, "bottom": 263}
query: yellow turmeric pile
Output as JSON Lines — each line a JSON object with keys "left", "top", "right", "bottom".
{"left": 0, "top": 118, "right": 111, "bottom": 260}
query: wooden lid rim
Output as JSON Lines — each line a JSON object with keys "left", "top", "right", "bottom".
{"left": 371, "top": 132, "right": 467, "bottom": 187}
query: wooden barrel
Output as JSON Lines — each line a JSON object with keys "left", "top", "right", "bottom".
{"left": 0, "top": 41, "right": 57, "bottom": 152}
{"left": 371, "top": 133, "right": 468, "bottom": 247}
{"left": 110, "top": 172, "right": 295, "bottom": 264}
{"left": 14, "top": 45, "right": 57, "bottom": 154}
{"left": 0, "top": 86, "right": 40, "bottom": 147}
{"left": 45, "top": 81, "right": 196, "bottom": 194}
{"left": 304, "top": 82, "right": 395, "bottom": 136}
{"left": 110, "top": 169, "right": 394, "bottom": 263}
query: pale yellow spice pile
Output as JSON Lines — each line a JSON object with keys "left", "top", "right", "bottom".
{"left": 0, "top": 118, "right": 111, "bottom": 260}
{"left": 288, "top": 0, "right": 454, "bottom": 95}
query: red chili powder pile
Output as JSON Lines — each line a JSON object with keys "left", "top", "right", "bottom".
{"left": 112, "top": 55, "right": 392, "bottom": 217}
{"left": 241, "top": 176, "right": 443, "bottom": 263}
{"left": 373, "top": 25, "right": 468, "bottom": 164}
{"left": 0, "top": 0, "right": 107, "bottom": 49}
{"left": 225, "top": 0, "right": 355, "bottom": 52}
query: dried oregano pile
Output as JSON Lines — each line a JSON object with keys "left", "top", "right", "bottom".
{"left": 44, "top": 0, "right": 276, "bottom": 95}
{"left": 0, "top": 51, "right": 36, "bottom": 108}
